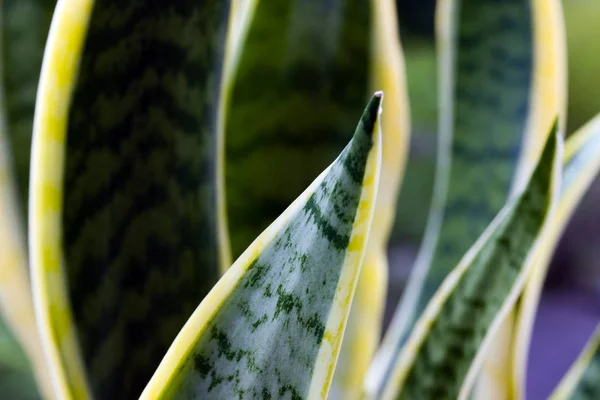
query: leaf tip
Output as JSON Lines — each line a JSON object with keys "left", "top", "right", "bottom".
{"left": 357, "top": 92, "right": 384, "bottom": 140}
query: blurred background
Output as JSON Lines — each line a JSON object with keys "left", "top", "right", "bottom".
{"left": 387, "top": 0, "right": 600, "bottom": 398}
{"left": 1, "top": 1, "right": 600, "bottom": 399}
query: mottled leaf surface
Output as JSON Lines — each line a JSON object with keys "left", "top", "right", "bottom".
{"left": 514, "top": 114, "right": 600, "bottom": 397}
{"left": 330, "top": 0, "right": 410, "bottom": 397}
{"left": 368, "top": 0, "right": 536, "bottom": 395}
{"left": 142, "top": 94, "right": 382, "bottom": 400}
{"left": 384, "top": 125, "right": 561, "bottom": 400}
{"left": 30, "top": 0, "right": 231, "bottom": 398}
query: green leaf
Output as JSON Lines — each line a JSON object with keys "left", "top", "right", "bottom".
{"left": 141, "top": 93, "right": 383, "bottom": 399}
{"left": 221, "top": 1, "right": 410, "bottom": 396}
{"left": 29, "top": 1, "right": 232, "bottom": 398}
{"left": 222, "top": 0, "right": 372, "bottom": 260}
{"left": 367, "top": 0, "right": 565, "bottom": 395}
{"left": 513, "top": 113, "right": 600, "bottom": 397}
{"left": 550, "top": 324, "right": 600, "bottom": 400}
{"left": 380, "top": 122, "right": 562, "bottom": 400}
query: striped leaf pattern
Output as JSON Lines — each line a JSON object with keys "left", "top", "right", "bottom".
{"left": 382, "top": 123, "right": 562, "bottom": 400}
{"left": 367, "top": 0, "right": 539, "bottom": 395}
{"left": 331, "top": 0, "right": 409, "bottom": 397}
{"left": 478, "top": 0, "right": 566, "bottom": 395}
{"left": 223, "top": 0, "right": 371, "bottom": 260}
{"left": 30, "top": 0, "right": 231, "bottom": 398}
{"left": 221, "top": 1, "right": 410, "bottom": 397}
{"left": 141, "top": 93, "right": 382, "bottom": 399}
{"left": 514, "top": 113, "right": 600, "bottom": 398}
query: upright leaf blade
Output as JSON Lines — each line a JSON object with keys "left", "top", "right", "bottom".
{"left": 479, "top": 0, "right": 567, "bottom": 396}
{"left": 30, "top": 0, "right": 231, "bottom": 398}
{"left": 367, "top": 0, "right": 545, "bottom": 395}
{"left": 223, "top": 0, "right": 372, "bottom": 260}
{"left": 331, "top": 0, "right": 410, "bottom": 397}
{"left": 382, "top": 124, "right": 562, "bottom": 400}
{"left": 513, "top": 113, "right": 600, "bottom": 398}
{"left": 221, "top": 2, "right": 409, "bottom": 396}
{"left": 142, "top": 93, "right": 383, "bottom": 399}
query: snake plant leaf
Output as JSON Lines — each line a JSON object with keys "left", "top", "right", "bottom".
{"left": 549, "top": 324, "right": 600, "bottom": 400}
{"left": 223, "top": 0, "right": 371, "bottom": 261}
{"left": 1, "top": 2, "right": 57, "bottom": 397}
{"left": 478, "top": 0, "right": 567, "bottom": 396}
{"left": 366, "top": 0, "right": 564, "bottom": 396}
{"left": 331, "top": 0, "right": 410, "bottom": 398}
{"left": 29, "top": 0, "right": 231, "bottom": 398}
{"left": 512, "top": 113, "right": 600, "bottom": 398}
{"left": 380, "top": 122, "right": 562, "bottom": 400}
{"left": 221, "top": 2, "right": 409, "bottom": 397}
{"left": 141, "top": 93, "right": 382, "bottom": 400}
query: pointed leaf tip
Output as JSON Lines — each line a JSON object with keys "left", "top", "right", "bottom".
{"left": 357, "top": 92, "right": 383, "bottom": 141}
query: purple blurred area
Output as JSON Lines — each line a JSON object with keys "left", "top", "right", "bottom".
{"left": 527, "top": 289, "right": 600, "bottom": 399}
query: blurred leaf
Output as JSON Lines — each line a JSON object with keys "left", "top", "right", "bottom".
{"left": 367, "top": 0, "right": 558, "bottom": 395}
{"left": 0, "top": 315, "right": 41, "bottom": 400}
{"left": 1, "top": 1, "right": 58, "bottom": 398}
{"left": 383, "top": 122, "right": 562, "bottom": 400}
{"left": 29, "top": 1, "right": 231, "bottom": 398}
{"left": 141, "top": 94, "right": 382, "bottom": 399}
{"left": 331, "top": 0, "right": 410, "bottom": 397}
{"left": 223, "top": 0, "right": 372, "bottom": 260}
{"left": 222, "top": 1, "right": 410, "bottom": 397}
{"left": 480, "top": 0, "right": 567, "bottom": 396}
{"left": 564, "top": 0, "right": 600, "bottom": 135}
{"left": 513, "top": 113, "right": 600, "bottom": 397}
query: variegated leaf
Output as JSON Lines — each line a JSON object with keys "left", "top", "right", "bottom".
{"left": 513, "top": 113, "right": 600, "bottom": 398}
{"left": 479, "top": 0, "right": 567, "bottom": 396}
{"left": 331, "top": 0, "right": 409, "bottom": 397}
{"left": 223, "top": 0, "right": 372, "bottom": 260}
{"left": 366, "top": 0, "right": 565, "bottom": 396}
{"left": 29, "top": 0, "right": 231, "bottom": 398}
{"left": 380, "top": 122, "right": 562, "bottom": 400}
{"left": 141, "top": 93, "right": 382, "bottom": 399}
{"left": 220, "top": 1, "right": 410, "bottom": 397}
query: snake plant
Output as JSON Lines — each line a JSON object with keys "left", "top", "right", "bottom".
{"left": 1, "top": 0, "right": 600, "bottom": 399}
